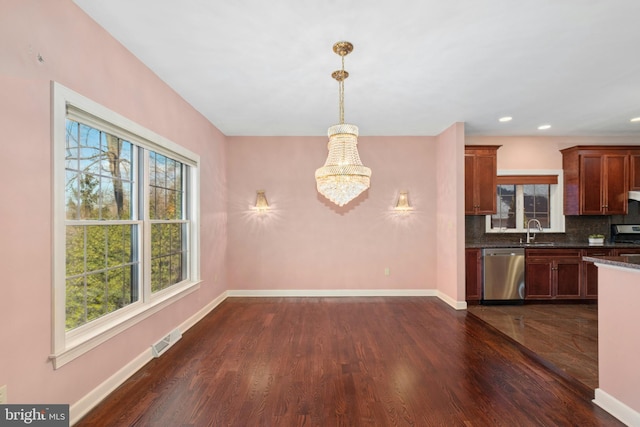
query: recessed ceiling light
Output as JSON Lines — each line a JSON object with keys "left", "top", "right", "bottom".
{"left": 538, "top": 124, "right": 551, "bottom": 130}
{"left": 499, "top": 116, "right": 512, "bottom": 122}
{"left": 631, "top": 117, "right": 640, "bottom": 122}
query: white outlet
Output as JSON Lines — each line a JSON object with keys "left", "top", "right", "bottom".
{"left": 384, "top": 267, "right": 390, "bottom": 276}
{"left": 0, "top": 384, "right": 7, "bottom": 404}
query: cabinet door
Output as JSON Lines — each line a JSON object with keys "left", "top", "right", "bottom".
{"left": 603, "top": 154, "right": 628, "bottom": 214}
{"left": 613, "top": 248, "right": 640, "bottom": 256}
{"left": 580, "top": 154, "right": 627, "bottom": 215}
{"left": 630, "top": 152, "right": 640, "bottom": 191}
{"left": 580, "top": 154, "right": 604, "bottom": 214}
{"left": 555, "top": 258, "right": 581, "bottom": 298}
{"left": 582, "top": 248, "right": 614, "bottom": 299}
{"left": 583, "top": 261, "right": 599, "bottom": 298}
{"left": 465, "top": 146, "right": 498, "bottom": 215}
{"left": 465, "top": 249, "right": 482, "bottom": 302}
{"left": 464, "top": 154, "right": 476, "bottom": 215}
{"left": 525, "top": 258, "right": 553, "bottom": 299}
{"left": 474, "top": 154, "right": 497, "bottom": 214}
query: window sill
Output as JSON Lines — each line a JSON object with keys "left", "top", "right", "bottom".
{"left": 486, "top": 229, "right": 565, "bottom": 234}
{"left": 50, "top": 280, "right": 201, "bottom": 369}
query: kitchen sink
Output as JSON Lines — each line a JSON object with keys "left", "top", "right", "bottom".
{"left": 523, "top": 242, "right": 556, "bottom": 247}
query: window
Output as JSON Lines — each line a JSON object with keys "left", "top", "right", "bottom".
{"left": 52, "top": 83, "right": 200, "bottom": 368}
{"left": 64, "top": 121, "right": 138, "bottom": 330}
{"left": 486, "top": 171, "right": 565, "bottom": 233}
{"left": 149, "top": 152, "right": 189, "bottom": 293}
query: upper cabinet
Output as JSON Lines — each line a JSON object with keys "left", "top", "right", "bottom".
{"left": 630, "top": 149, "right": 640, "bottom": 191}
{"left": 561, "top": 146, "right": 630, "bottom": 215}
{"left": 465, "top": 145, "right": 500, "bottom": 215}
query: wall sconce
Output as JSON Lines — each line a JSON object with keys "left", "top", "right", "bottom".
{"left": 253, "top": 190, "right": 269, "bottom": 212}
{"left": 394, "top": 191, "right": 413, "bottom": 213}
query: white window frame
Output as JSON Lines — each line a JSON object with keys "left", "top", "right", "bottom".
{"left": 51, "top": 82, "right": 201, "bottom": 369}
{"left": 485, "top": 169, "right": 565, "bottom": 233}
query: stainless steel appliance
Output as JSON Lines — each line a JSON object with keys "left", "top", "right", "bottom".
{"left": 482, "top": 248, "right": 525, "bottom": 304}
{"left": 628, "top": 191, "right": 640, "bottom": 202}
{"left": 610, "top": 224, "right": 640, "bottom": 244}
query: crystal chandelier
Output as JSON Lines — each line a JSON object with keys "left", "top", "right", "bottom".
{"left": 315, "top": 41, "right": 371, "bottom": 207}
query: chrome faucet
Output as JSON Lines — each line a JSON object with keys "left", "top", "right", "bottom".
{"left": 526, "top": 219, "right": 543, "bottom": 243}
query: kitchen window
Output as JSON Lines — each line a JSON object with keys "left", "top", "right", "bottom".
{"left": 52, "top": 83, "right": 200, "bottom": 368}
{"left": 486, "top": 171, "right": 565, "bottom": 233}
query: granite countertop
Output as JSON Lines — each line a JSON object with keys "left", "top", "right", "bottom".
{"left": 465, "top": 242, "right": 640, "bottom": 249}
{"left": 582, "top": 255, "right": 640, "bottom": 270}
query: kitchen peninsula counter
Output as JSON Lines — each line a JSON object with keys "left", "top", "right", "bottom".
{"left": 582, "top": 254, "right": 640, "bottom": 270}
{"left": 585, "top": 255, "right": 640, "bottom": 426}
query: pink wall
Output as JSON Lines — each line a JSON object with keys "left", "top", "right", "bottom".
{"left": 0, "top": 0, "right": 227, "bottom": 406}
{"left": 226, "top": 136, "right": 438, "bottom": 291}
{"left": 595, "top": 265, "right": 640, "bottom": 419}
{"left": 0, "top": 0, "right": 469, "bottom": 414}
{"left": 436, "top": 123, "right": 466, "bottom": 304}
{"left": 467, "top": 135, "right": 640, "bottom": 170}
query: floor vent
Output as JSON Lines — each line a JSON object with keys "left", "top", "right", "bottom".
{"left": 151, "top": 328, "right": 182, "bottom": 358}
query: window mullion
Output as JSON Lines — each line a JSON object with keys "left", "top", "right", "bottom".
{"left": 516, "top": 185, "right": 524, "bottom": 230}
{"left": 141, "top": 148, "right": 152, "bottom": 303}
{"left": 182, "top": 166, "right": 189, "bottom": 280}
{"left": 131, "top": 146, "right": 141, "bottom": 304}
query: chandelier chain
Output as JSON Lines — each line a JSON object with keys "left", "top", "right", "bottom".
{"left": 339, "top": 55, "right": 345, "bottom": 124}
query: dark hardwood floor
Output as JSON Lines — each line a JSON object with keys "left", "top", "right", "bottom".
{"left": 77, "top": 297, "right": 621, "bottom": 426}
{"left": 467, "top": 304, "right": 598, "bottom": 390}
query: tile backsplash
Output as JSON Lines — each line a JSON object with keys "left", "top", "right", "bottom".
{"left": 466, "top": 200, "right": 640, "bottom": 245}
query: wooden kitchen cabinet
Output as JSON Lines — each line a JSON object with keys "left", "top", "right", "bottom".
{"left": 561, "top": 146, "right": 629, "bottom": 215}
{"left": 465, "top": 145, "right": 499, "bottom": 215}
{"left": 630, "top": 150, "right": 640, "bottom": 191}
{"left": 581, "top": 153, "right": 627, "bottom": 214}
{"left": 613, "top": 248, "right": 640, "bottom": 256}
{"left": 465, "top": 248, "right": 482, "bottom": 303}
{"left": 582, "top": 248, "right": 615, "bottom": 300}
{"left": 524, "top": 257, "right": 553, "bottom": 298}
{"left": 525, "top": 249, "right": 581, "bottom": 300}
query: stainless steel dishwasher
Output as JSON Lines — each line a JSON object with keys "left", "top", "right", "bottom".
{"left": 482, "top": 248, "right": 525, "bottom": 304}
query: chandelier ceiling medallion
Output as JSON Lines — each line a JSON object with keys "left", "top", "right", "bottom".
{"left": 315, "top": 41, "right": 371, "bottom": 207}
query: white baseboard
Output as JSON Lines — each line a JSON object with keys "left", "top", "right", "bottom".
{"left": 226, "top": 289, "right": 438, "bottom": 297}
{"left": 70, "top": 348, "right": 154, "bottom": 425}
{"left": 70, "top": 291, "right": 229, "bottom": 425}
{"left": 227, "top": 289, "right": 467, "bottom": 310}
{"left": 437, "top": 291, "right": 467, "bottom": 310}
{"left": 179, "top": 291, "right": 228, "bottom": 332}
{"left": 594, "top": 388, "right": 640, "bottom": 426}
{"left": 226, "top": 288, "right": 468, "bottom": 310}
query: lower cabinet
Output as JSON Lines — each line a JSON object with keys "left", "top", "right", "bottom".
{"left": 613, "top": 248, "right": 640, "bottom": 256}
{"left": 465, "top": 248, "right": 482, "bottom": 302}
{"left": 525, "top": 249, "right": 582, "bottom": 300}
{"left": 467, "top": 246, "right": 634, "bottom": 303}
{"left": 582, "top": 248, "right": 615, "bottom": 300}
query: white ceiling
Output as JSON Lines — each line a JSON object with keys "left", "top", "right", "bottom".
{"left": 74, "top": 0, "right": 640, "bottom": 137}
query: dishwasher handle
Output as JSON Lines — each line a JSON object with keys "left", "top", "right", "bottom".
{"left": 486, "top": 252, "right": 521, "bottom": 256}
{"left": 483, "top": 248, "right": 525, "bottom": 257}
